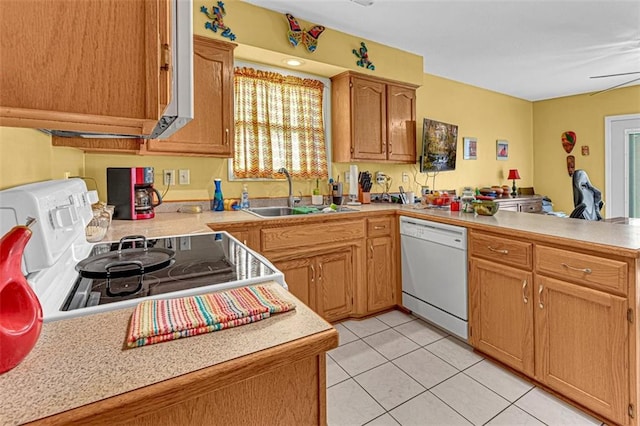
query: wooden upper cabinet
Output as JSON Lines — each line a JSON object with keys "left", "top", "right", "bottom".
{"left": 144, "top": 36, "right": 236, "bottom": 157}
{"left": 0, "top": 0, "right": 171, "bottom": 136}
{"left": 351, "top": 77, "right": 387, "bottom": 160}
{"left": 332, "top": 71, "right": 417, "bottom": 163}
{"left": 387, "top": 85, "right": 417, "bottom": 163}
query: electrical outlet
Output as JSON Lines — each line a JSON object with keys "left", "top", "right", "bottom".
{"left": 179, "top": 236, "right": 191, "bottom": 251}
{"left": 344, "top": 171, "right": 350, "bottom": 183}
{"left": 178, "top": 169, "right": 190, "bottom": 185}
{"left": 376, "top": 171, "right": 386, "bottom": 184}
{"left": 163, "top": 169, "right": 175, "bottom": 186}
{"left": 402, "top": 172, "right": 409, "bottom": 183}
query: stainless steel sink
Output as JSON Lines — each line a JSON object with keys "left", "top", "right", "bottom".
{"left": 246, "top": 205, "right": 359, "bottom": 218}
{"left": 246, "top": 206, "right": 296, "bottom": 217}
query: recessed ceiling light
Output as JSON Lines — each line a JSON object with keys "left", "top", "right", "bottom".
{"left": 283, "top": 58, "right": 304, "bottom": 67}
{"left": 349, "top": 0, "right": 374, "bottom": 6}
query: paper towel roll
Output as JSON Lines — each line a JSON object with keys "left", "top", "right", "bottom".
{"left": 349, "top": 164, "right": 358, "bottom": 197}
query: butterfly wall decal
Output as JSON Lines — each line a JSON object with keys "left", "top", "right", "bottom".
{"left": 285, "top": 13, "right": 325, "bottom": 53}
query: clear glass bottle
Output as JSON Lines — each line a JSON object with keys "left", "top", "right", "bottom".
{"left": 240, "top": 184, "right": 250, "bottom": 209}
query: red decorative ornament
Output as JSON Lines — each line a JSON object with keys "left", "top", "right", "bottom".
{"left": 562, "top": 131, "right": 577, "bottom": 154}
{"left": 0, "top": 222, "right": 42, "bottom": 374}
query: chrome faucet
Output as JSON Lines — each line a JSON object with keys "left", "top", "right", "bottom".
{"left": 277, "top": 167, "right": 294, "bottom": 207}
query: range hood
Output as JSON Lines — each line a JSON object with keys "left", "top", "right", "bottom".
{"left": 41, "top": 0, "right": 193, "bottom": 140}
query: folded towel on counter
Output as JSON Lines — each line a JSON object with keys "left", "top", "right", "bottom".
{"left": 126, "top": 285, "right": 296, "bottom": 348}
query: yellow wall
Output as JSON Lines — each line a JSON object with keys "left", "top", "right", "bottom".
{"left": 334, "top": 74, "right": 533, "bottom": 197}
{"left": 1, "top": 1, "right": 633, "bottom": 215}
{"left": 0, "top": 127, "right": 83, "bottom": 190}
{"left": 532, "top": 85, "right": 640, "bottom": 214}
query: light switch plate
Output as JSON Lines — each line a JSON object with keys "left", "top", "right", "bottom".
{"left": 179, "top": 169, "right": 190, "bottom": 185}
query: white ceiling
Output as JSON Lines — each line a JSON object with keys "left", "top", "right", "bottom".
{"left": 244, "top": 0, "right": 640, "bottom": 101}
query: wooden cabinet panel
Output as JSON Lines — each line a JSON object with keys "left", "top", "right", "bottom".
{"left": 367, "top": 236, "right": 395, "bottom": 312}
{"left": 208, "top": 223, "right": 259, "bottom": 251}
{"left": 494, "top": 196, "right": 543, "bottom": 214}
{"left": 261, "top": 220, "right": 365, "bottom": 253}
{"left": 331, "top": 71, "right": 417, "bottom": 164}
{"left": 387, "top": 84, "right": 416, "bottom": 163}
{"left": 367, "top": 216, "right": 393, "bottom": 237}
{"left": 352, "top": 77, "right": 387, "bottom": 160}
{"left": 469, "top": 258, "right": 534, "bottom": 375}
{"left": 535, "top": 275, "right": 628, "bottom": 425}
{"left": 1, "top": 0, "right": 170, "bottom": 136}
{"left": 145, "top": 36, "right": 235, "bottom": 156}
{"left": 469, "top": 231, "right": 533, "bottom": 269}
{"left": 274, "top": 257, "right": 315, "bottom": 310}
{"left": 317, "top": 249, "right": 354, "bottom": 322}
{"left": 536, "top": 245, "right": 627, "bottom": 295}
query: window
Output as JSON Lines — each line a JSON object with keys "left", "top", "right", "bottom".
{"left": 232, "top": 65, "right": 329, "bottom": 180}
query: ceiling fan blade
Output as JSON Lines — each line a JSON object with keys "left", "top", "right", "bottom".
{"left": 589, "top": 76, "right": 640, "bottom": 96}
{"left": 590, "top": 71, "right": 640, "bottom": 79}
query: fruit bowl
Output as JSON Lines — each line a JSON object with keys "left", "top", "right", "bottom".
{"left": 423, "top": 193, "right": 452, "bottom": 207}
{"left": 473, "top": 200, "right": 499, "bottom": 216}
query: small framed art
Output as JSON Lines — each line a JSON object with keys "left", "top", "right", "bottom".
{"left": 496, "top": 140, "right": 509, "bottom": 160}
{"left": 463, "top": 137, "right": 477, "bottom": 160}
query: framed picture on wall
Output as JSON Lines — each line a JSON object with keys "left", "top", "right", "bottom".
{"left": 463, "top": 137, "right": 477, "bottom": 160}
{"left": 496, "top": 140, "right": 509, "bottom": 160}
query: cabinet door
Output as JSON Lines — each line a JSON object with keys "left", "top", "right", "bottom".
{"left": 316, "top": 249, "right": 354, "bottom": 322}
{"left": 0, "top": 0, "right": 170, "bottom": 136}
{"left": 469, "top": 259, "right": 534, "bottom": 376}
{"left": 367, "top": 236, "right": 395, "bottom": 312}
{"left": 535, "top": 276, "right": 628, "bottom": 425}
{"left": 351, "top": 77, "right": 387, "bottom": 161}
{"left": 386, "top": 85, "right": 416, "bottom": 163}
{"left": 146, "top": 36, "right": 235, "bottom": 156}
{"left": 274, "top": 257, "right": 315, "bottom": 311}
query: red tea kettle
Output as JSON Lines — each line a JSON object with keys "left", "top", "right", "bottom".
{"left": 0, "top": 219, "right": 42, "bottom": 374}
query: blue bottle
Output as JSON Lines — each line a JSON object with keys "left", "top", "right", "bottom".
{"left": 212, "top": 178, "right": 224, "bottom": 211}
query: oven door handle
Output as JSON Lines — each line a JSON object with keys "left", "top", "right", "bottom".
{"left": 105, "top": 260, "right": 144, "bottom": 297}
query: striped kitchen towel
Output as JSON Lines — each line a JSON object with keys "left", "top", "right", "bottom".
{"left": 126, "top": 285, "right": 295, "bottom": 348}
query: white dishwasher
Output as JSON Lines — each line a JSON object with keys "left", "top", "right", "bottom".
{"left": 400, "top": 216, "right": 468, "bottom": 340}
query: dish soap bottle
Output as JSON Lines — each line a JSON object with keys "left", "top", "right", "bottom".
{"left": 212, "top": 178, "right": 224, "bottom": 211}
{"left": 240, "top": 184, "right": 250, "bottom": 209}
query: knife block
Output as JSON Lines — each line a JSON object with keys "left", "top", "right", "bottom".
{"left": 358, "top": 187, "right": 371, "bottom": 204}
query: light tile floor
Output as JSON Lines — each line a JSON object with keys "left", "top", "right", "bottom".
{"left": 327, "top": 310, "right": 604, "bottom": 426}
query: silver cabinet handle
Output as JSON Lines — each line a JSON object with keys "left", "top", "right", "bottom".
{"left": 318, "top": 263, "right": 323, "bottom": 280}
{"left": 538, "top": 284, "right": 544, "bottom": 309}
{"left": 224, "top": 128, "right": 230, "bottom": 145}
{"left": 310, "top": 264, "right": 315, "bottom": 283}
{"left": 488, "top": 246, "right": 509, "bottom": 255}
{"left": 370, "top": 244, "right": 374, "bottom": 257}
{"left": 522, "top": 280, "right": 528, "bottom": 304}
{"left": 374, "top": 225, "right": 385, "bottom": 230}
{"left": 561, "top": 263, "right": 592, "bottom": 274}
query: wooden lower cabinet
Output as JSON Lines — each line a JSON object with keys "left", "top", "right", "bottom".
{"left": 367, "top": 235, "right": 395, "bottom": 312}
{"left": 470, "top": 230, "right": 634, "bottom": 425}
{"left": 275, "top": 247, "right": 355, "bottom": 322}
{"left": 469, "top": 258, "right": 534, "bottom": 376}
{"left": 535, "top": 275, "right": 628, "bottom": 425}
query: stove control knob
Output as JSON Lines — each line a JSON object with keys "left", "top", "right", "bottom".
{"left": 50, "top": 206, "right": 78, "bottom": 228}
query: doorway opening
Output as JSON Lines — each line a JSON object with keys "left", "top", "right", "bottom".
{"left": 605, "top": 113, "right": 640, "bottom": 219}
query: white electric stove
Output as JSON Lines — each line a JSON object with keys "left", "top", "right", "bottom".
{"left": 0, "top": 179, "right": 285, "bottom": 322}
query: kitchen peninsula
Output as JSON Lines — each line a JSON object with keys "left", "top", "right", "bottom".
{"left": 2, "top": 206, "right": 638, "bottom": 426}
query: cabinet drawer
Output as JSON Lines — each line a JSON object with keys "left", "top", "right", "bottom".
{"left": 519, "top": 202, "right": 542, "bottom": 213}
{"left": 469, "top": 231, "right": 532, "bottom": 270}
{"left": 261, "top": 220, "right": 365, "bottom": 253}
{"left": 367, "top": 217, "right": 392, "bottom": 237}
{"left": 535, "top": 245, "right": 627, "bottom": 295}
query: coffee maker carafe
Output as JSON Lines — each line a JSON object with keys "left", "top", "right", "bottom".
{"left": 107, "top": 167, "right": 162, "bottom": 220}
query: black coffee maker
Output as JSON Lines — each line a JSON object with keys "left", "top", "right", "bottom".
{"left": 107, "top": 167, "right": 162, "bottom": 220}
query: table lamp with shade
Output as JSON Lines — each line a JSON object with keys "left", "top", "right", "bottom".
{"left": 507, "top": 169, "right": 521, "bottom": 197}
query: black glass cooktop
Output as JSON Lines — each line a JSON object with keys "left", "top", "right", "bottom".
{"left": 62, "top": 233, "right": 277, "bottom": 311}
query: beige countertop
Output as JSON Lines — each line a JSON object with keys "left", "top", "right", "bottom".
{"left": 0, "top": 282, "right": 333, "bottom": 426}
{"left": 106, "top": 203, "right": 640, "bottom": 253}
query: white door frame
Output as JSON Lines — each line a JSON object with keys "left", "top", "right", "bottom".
{"left": 605, "top": 113, "right": 640, "bottom": 218}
